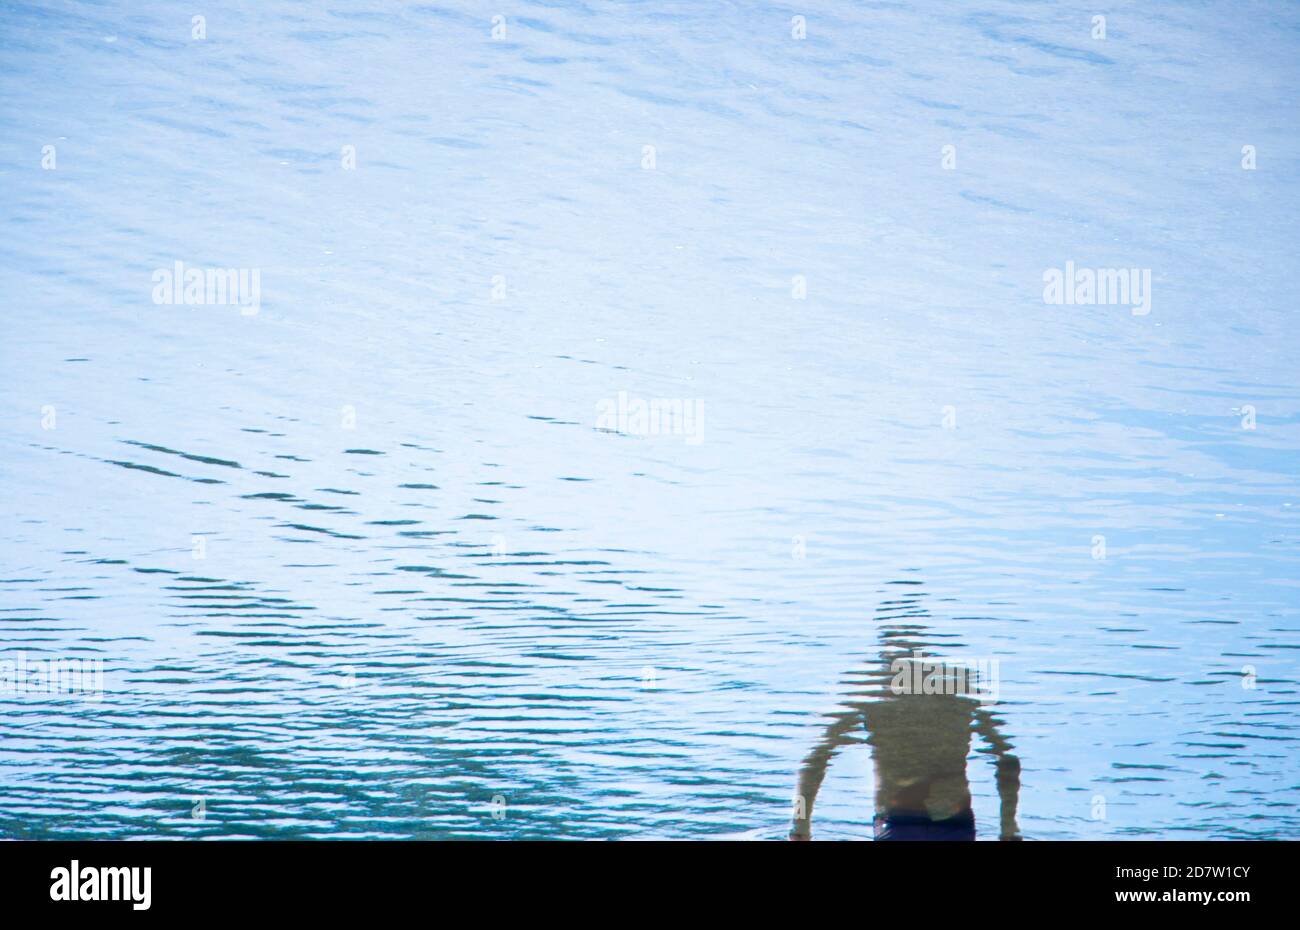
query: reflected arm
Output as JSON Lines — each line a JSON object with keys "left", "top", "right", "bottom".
{"left": 790, "top": 708, "right": 866, "bottom": 840}
{"left": 973, "top": 707, "right": 1021, "bottom": 840}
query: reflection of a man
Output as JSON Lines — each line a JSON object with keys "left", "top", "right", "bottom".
{"left": 790, "top": 592, "right": 1021, "bottom": 841}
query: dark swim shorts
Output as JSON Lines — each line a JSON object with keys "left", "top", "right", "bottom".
{"left": 873, "top": 810, "right": 976, "bottom": 841}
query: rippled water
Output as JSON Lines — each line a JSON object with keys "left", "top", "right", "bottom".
{"left": 2, "top": 1, "right": 1298, "bottom": 839}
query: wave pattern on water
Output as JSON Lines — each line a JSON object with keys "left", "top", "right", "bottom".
{"left": 1, "top": 1, "right": 1298, "bottom": 838}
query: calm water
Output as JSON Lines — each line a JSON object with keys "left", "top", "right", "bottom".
{"left": 2, "top": 1, "right": 1298, "bottom": 839}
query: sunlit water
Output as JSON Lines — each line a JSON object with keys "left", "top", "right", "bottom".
{"left": 2, "top": 1, "right": 1298, "bottom": 839}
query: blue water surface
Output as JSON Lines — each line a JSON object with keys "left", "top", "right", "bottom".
{"left": 1, "top": 1, "right": 1298, "bottom": 839}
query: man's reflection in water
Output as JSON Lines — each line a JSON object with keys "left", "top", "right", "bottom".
{"left": 790, "top": 587, "right": 1021, "bottom": 841}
